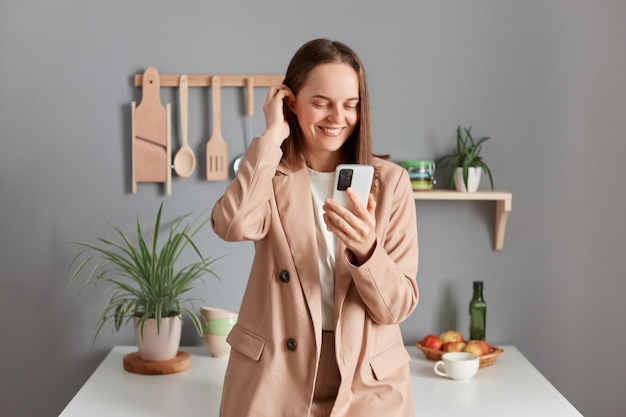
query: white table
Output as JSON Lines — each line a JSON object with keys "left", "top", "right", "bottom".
{"left": 59, "top": 345, "right": 582, "bottom": 417}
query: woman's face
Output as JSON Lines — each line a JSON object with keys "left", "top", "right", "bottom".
{"left": 289, "top": 62, "right": 359, "bottom": 170}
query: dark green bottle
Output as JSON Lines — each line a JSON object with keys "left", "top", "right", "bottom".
{"left": 469, "top": 281, "right": 486, "bottom": 340}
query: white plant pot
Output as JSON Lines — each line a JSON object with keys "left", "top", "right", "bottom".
{"left": 134, "top": 316, "right": 182, "bottom": 361}
{"left": 454, "top": 167, "right": 482, "bottom": 193}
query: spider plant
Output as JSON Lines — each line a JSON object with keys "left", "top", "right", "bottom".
{"left": 435, "top": 125, "right": 494, "bottom": 190}
{"left": 69, "top": 203, "right": 222, "bottom": 343}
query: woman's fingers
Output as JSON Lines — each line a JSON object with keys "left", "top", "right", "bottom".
{"left": 262, "top": 85, "right": 294, "bottom": 145}
{"left": 323, "top": 190, "right": 377, "bottom": 261}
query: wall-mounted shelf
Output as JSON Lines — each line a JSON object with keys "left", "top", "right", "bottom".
{"left": 413, "top": 190, "right": 512, "bottom": 251}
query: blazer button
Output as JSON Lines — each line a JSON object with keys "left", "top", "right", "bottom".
{"left": 279, "top": 269, "right": 290, "bottom": 283}
{"left": 286, "top": 338, "right": 297, "bottom": 351}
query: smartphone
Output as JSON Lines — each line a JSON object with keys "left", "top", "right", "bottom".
{"left": 332, "top": 164, "right": 374, "bottom": 214}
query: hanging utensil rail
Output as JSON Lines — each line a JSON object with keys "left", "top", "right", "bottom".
{"left": 130, "top": 71, "right": 284, "bottom": 194}
{"left": 134, "top": 74, "right": 284, "bottom": 88}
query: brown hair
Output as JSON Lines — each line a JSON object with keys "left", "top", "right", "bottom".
{"left": 281, "top": 39, "right": 373, "bottom": 169}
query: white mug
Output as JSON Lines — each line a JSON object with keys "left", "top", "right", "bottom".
{"left": 434, "top": 352, "right": 479, "bottom": 381}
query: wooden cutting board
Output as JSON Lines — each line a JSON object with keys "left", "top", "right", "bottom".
{"left": 131, "top": 66, "right": 171, "bottom": 194}
{"left": 123, "top": 351, "right": 190, "bottom": 375}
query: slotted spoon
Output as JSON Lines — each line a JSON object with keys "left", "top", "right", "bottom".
{"left": 206, "top": 76, "right": 228, "bottom": 180}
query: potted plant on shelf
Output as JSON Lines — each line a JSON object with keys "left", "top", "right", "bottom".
{"left": 69, "top": 203, "right": 222, "bottom": 362}
{"left": 435, "top": 125, "right": 494, "bottom": 192}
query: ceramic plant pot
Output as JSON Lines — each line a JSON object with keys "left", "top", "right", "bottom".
{"left": 454, "top": 167, "right": 482, "bottom": 193}
{"left": 134, "top": 316, "right": 182, "bottom": 361}
{"left": 200, "top": 307, "right": 238, "bottom": 358}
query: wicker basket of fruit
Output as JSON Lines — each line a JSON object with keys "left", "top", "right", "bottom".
{"left": 417, "top": 331, "right": 505, "bottom": 368}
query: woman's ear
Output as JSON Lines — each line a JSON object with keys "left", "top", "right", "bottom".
{"left": 286, "top": 96, "right": 297, "bottom": 113}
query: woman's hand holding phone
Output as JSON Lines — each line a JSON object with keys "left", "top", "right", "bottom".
{"left": 324, "top": 187, "right": 377, "bottom": 266}
{"left": 262, "top": 84, "right": 294, "bottom": 147}
{"left": 325, "top": 165, "right": 376, "bottom": 264}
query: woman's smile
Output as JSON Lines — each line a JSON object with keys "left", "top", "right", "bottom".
{"left": 319, "top": 126, "right": 345, "bottom": 136}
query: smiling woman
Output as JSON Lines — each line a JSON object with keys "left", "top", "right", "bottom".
{"left": 210, "top": 38, "right": 419, "bottom": 417}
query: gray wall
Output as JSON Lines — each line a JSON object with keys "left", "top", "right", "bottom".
{"left": 1, "top": 1, "right": 624, "bottom": 416}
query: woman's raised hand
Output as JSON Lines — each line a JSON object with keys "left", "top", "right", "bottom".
{"left": 261, "top": 85, "right": 294, "bottom": 147}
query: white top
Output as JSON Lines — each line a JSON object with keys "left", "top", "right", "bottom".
{"left": 59, "top": 346, "right": 584, "bottom": 417}
{"left": 307, "top": 168, "right": 337, "bottom": 330}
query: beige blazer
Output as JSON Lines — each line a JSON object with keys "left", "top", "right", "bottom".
{"left": 211, "top": 136, "right": 419, "bottom": 417}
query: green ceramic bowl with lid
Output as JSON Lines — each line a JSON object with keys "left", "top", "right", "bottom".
{"left": 400, "top": 160, "right": 436, "bottom": 191}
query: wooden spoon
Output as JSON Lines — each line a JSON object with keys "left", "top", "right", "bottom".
{"left": 173, "top": 75, "right": 196, "bottom": 178}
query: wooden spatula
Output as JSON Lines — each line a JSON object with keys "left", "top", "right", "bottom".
{"left": 206, "top": 76, "right": 228, "bottom": 180}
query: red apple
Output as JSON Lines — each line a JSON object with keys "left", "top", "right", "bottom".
{"left": 421, "top": 334, "right": 443, "bottom": 350}
{"left": 464, "top": 341, "right": 485, "bottom": 356}
{"left": 443, "top": 341, "right": 466, "bottom": 352}
{"left": 479, "top": 340, "right": 491, "bottom": 355}
{"left": 440, "top": 330, "right": 464, "bottom": 344}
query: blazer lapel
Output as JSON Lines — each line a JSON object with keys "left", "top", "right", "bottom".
{"left": 273, "top": 159, "right": 323, "bottom": 348}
